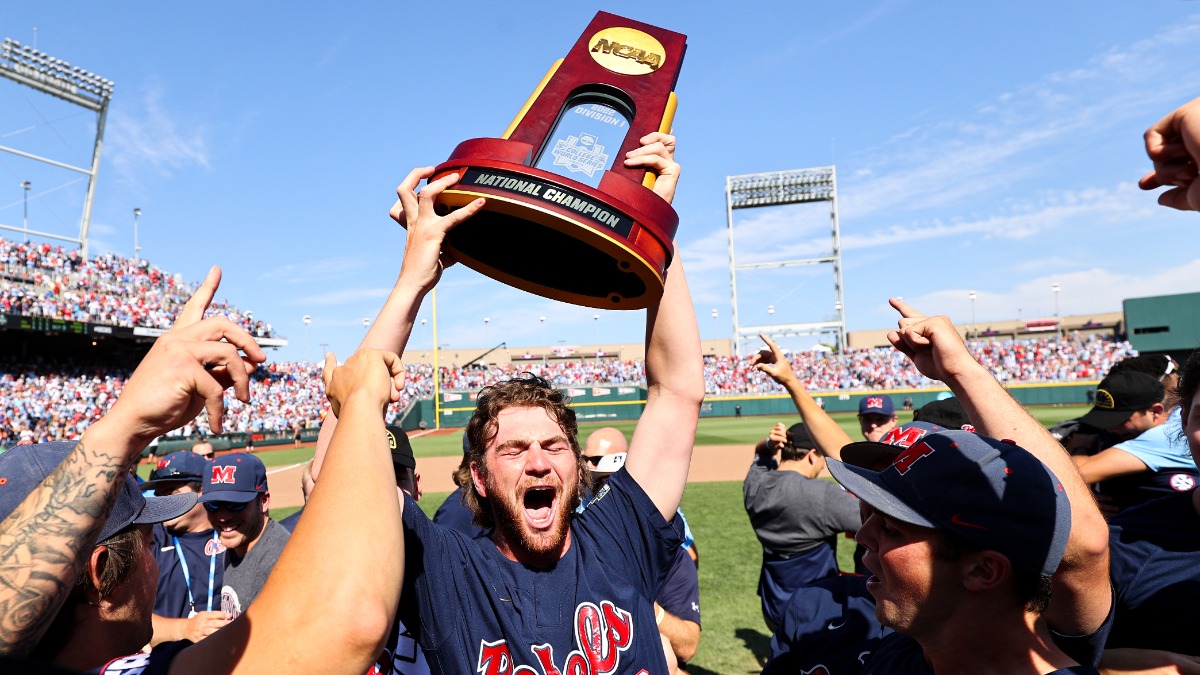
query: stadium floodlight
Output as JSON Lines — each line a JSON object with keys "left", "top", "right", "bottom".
{"left": 725, "top": 165, "right": 846, "bottom": 355}
{"left": 0, "top": 39, "right": 114, "bottom": 256}
{"left": 132, "top": 208, "right": 142, "bottom": 258}
{"left": 969, "top": 291, "right": 977, "bottom": 339}
{"left": 726, "top": 167, "right": 836, "bottom": 209}
{"left": 1052, "top": 283, "right": 1061, "bottom": 339}
{"left": 21, "top": 180, "right": 30, "bottom": 243}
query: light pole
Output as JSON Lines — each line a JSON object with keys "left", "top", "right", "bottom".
{"left": 1052, "top": 283, "right": 1061, "bottom": 339}
{"left": 133, "top": 208, "right": 142, "bottom": 259}
{"left": 593, "top": 314, "right": 600, "bottom": 361}
{"left": 21, "top": 181, "right": 31, "bottom": 244}
{"left": 362, "top": 317, "right": 370, "bottom": 335}
{"left": 768, "top": 304, "right": 775, "bottom": 319}
{"left": 968, "top": 291, "right": 977, "bottom": 340}
{"left": 319, "top": 342, "right": 329, "bottom": 363}
{"left": 539, "top": 316, "right": 546, "bottom": 364}
{"left": 711, "top": 308, "right": 718, "bottom": 339}
{"left": 302, "top": 315, "right": 311, "bottom": 362}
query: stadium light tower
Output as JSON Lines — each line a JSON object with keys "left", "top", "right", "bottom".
{"left": 593, "top": 314, "right": 600, "bottom": 361}
{"left": 725, "top": 165, "right": 846, "bottom": 355}
{"left": 1052, "top": 283, "right": 1061, "bottom": 339}
{"left": 132, "top": 208, "right": 142, "bottom": 259}
{"left": 0, "top": 39, "right": 115, "bottom": 256}
{"left": 539, "top": 316, "right": 546, "bottom": 364}
{"left": 969, "top": 291, "right": 977, "bottom": 340}
{"left": 302, "top": 314, "right": 311, "bottom": 362}
{"left": 21, "top": 180, "right": 30, "bottom": 243}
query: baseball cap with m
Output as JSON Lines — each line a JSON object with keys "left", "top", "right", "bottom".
{"left": 858, "top": 395, "right": 894, "bottom": 416}
{"left": 199, "top": 453, "right": 268, "bottom": 504}
{"left": 0, "top": 441, "right": 196, "bottom": 543}
{"left": 827, "top": 430, "right": 1071, "bottom": 577}
{"left": 1080, "top": 370, "right": 1164, "bottom": 430}
{"left": 142, "top": 450, "right": 207, "bottom": 489}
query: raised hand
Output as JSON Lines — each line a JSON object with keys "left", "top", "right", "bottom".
{"left": 104, "top": 266, "right": 266, "bottom": 440}
{"left": 389, "top": 168, "right": 486, "bottom": 293}
{"left": 750, "top": 333, "right": 799, "bottom": 388}
{"left": 886, "top": 298, "right": 979, "bottom": 385}
{"left": 1139, "top": 97, "right": 1200, "bottom": 212}
{"left": 321, "top": 349, "right": 405, "bottom": 419}
{"left": 625, "top": 132, "right": 681, "bottom": 204}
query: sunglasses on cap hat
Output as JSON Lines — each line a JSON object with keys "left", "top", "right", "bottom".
{"left": 203, "top": 500, "right": 250, "bottom": 513}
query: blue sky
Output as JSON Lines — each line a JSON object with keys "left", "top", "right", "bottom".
{"left": 2, "top": 2, "right": 1199, "bottom": 363}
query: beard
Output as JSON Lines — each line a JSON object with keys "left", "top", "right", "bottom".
{"left": 489, "top": 472, "right": 580, "bottom": 558}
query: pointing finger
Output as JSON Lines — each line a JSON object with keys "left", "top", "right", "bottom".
{"left": 889, "top": 297, "right": 926, "bottom": 321}
{"left": 174, "top": 266, "right": 221, "bottom": 329}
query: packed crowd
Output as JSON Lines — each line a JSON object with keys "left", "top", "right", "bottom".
{"left": 0, "top": 333, "right": 1136, "bottom": 445}
{"left": 0, "top": 238, "right": 274, "bottom": 336}
{"left": 3, "top": 98, "right": 1200, "bottom": 675}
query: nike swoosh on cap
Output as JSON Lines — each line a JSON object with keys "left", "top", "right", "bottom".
{"left": 950, "top": 514, "right": 987, "bottom": 530}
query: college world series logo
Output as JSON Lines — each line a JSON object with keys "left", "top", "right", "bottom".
{"left": 475, "top": 600, "right": 649, "bottom": 675}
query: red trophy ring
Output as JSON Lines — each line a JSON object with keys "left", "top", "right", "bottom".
{"left": 430, "top": 12, "right": 687, "bottom": 310}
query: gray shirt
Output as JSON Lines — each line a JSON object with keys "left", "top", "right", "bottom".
{"left": 743, "top": 456, "right": 862, "bottom": 556}
{"left": 220, "top": 519, "right": 290, "bottom": 618}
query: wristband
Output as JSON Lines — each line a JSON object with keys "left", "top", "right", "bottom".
{"left": 656, "top": 606, "right": 665, "bottom": 625}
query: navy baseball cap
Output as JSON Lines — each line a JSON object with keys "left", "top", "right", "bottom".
{"left": 827, "top": 430, "right": 1071, "bottom": 577}
{"left": 386, "top": 425, "right": 416, "bottom": 471}
{"left": 199, "top": 453, "right": 268, "bottom": 504}
{"left": 1080, "top": 370, "right": 1164, "bottom": 430}
{"left": 785, "top": 423, "right": 817, "bottom": 450}
{"left": 0, "top": 442, "right": 196, "bottom": 544}
{"left": 858, "top": 395, "right": 895, "bottom": 416}
{"left": 143, "top": 451, "right": 207, "bottom": 488}
{"left": 913, "top": 398, "right": 975, "bottom": 432}
{"left": 841, "top": 420, "right": 948, "bottom": 470}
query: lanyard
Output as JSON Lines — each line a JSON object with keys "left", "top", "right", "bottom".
{"left": 172, "top": 533, "right": 218, "bottom": 613}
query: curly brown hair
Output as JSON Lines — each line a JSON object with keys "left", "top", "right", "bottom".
{"left": 462, "top": 374, "right": 588, "bottom": 528}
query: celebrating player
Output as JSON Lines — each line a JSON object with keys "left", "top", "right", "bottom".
{"left": 314, "top": 132, "right": 701, "bottom": 674}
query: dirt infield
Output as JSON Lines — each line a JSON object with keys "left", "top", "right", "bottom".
{"left": 268, "top": 444, "right": 750, "bottom": 508}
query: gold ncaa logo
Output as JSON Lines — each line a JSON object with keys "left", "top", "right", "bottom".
{"left": 1095, "top": 389, "right": 1115, "bottom": 410}
{"left": 588, "top": 27, "right": 665, "bottom": 76}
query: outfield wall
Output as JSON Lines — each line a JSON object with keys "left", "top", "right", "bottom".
{"left": 397, "top": 380, "right": 1099, "bottom": 430}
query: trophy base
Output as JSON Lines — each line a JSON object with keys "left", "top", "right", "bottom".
{"left": 430, "top": 139, "right": 677, "bottom": 310}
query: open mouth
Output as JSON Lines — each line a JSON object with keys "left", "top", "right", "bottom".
{"left": 522, "top": 486, "right": 558, "bottom": 529}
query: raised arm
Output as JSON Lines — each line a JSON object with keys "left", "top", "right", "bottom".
{"left": 750, "top": 334, "right": 854, "bottom": 460}
{"left": 887, "top": 298, "right": 1110, "bottom": 636}
{"left": 0, "top": 267, "right": 264, "bottom": 655}
{"left": 172, "top": 348, "right": 406, "bottom": 674}
{"left": 1139, "top": 96, "right": 1200, "bottom": 212}
{"left": 624, "top": 133, "right": 706, "bottom": 521}
{"left": 313, "top": 170, "right": 485, "bottom": 474}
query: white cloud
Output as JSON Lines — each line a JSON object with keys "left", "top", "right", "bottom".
{"left": 260, "top": 256, "right": 370, "bottom": 283}
{"left": 108, "top": 87, "right": 210, "bottom": 179}
{"left": 290, "top": 287, "right": 391, "bottom": 306}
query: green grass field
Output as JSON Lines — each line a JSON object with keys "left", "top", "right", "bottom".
{"left": 251, "top": 404, "right": 1090, "bottom": 672}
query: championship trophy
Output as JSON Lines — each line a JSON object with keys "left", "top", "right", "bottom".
{"left": 430, "top": 12, "right": 687, "bottom": 310}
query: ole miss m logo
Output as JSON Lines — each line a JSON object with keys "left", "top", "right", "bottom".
{"left": 891, "top": 441, "right": 935, "bottom": 475}
{"left": 211, "top": 466, "right": 237, "bottom": 484}
{"left": 866, "top": 397, "right": 884, "bottom": 409}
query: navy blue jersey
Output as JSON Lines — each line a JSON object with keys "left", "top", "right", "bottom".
{"left": 277, "top": 505, "right": 303, "bottom": 533}
{"left": 759, "top": 544, "right": 840, "bottom": 629}
{"left": 763, "top": 575, "right": 889, "bottom": 675}
{"left": 1107, "top": 489, "right": 1200, "bottom": 651}
{"left": 400, "top": 468, "right": 682, "bottom": 675}
{"left": 87, "top": 642, "right": 189, "bottom": 674}
{"left": 152, "top": 525, "right": 225, "bottom": 618}
{"left": 431, "top": 486, "right": 488, "bottom": 539}
{"left": 657, "top": 547, "right": 700, "bottom": 626}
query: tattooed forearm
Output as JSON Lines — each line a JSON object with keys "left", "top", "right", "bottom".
{"left": 0, "top": 441, "right": 127, "bottom": 655}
